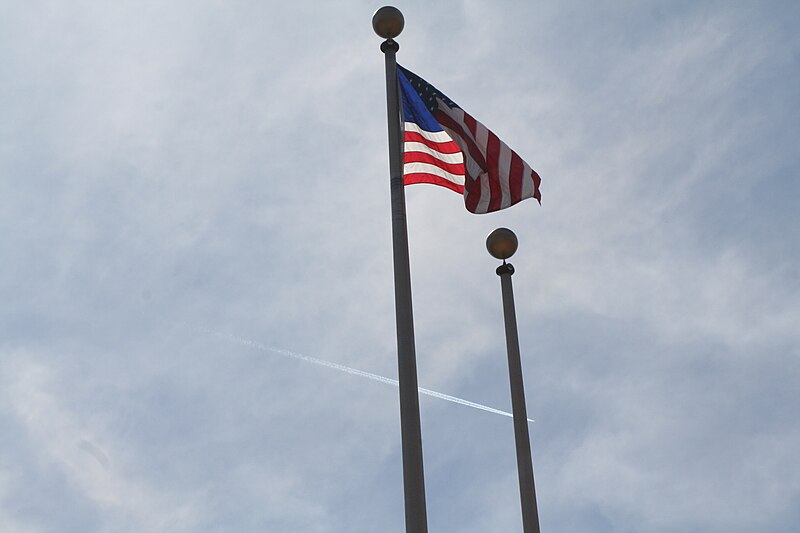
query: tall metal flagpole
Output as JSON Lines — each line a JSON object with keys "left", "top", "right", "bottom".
{"left": 373, "top": 7, "right": 429, "bottom": 533}
{"left": 487, "top": 228, "right": 542, "bottom": 533}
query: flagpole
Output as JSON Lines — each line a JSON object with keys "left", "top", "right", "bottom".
{"left": 373, "top": 7, "right": 429, "bottom": 533}
{"left": 487, "top": 228, "right": 541, "bottom": 533}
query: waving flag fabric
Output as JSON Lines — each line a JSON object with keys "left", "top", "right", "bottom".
{"left": 398, "top": 65, "right": 541, "bottom": 214}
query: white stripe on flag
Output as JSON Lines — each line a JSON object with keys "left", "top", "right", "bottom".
{"left": 475, "top": 121, "right": 489, "bottom": 153}
{"left": 442, "top": 106, "right": 481, "bottom": 150}
{"left": 403, "top": 162, "right": 465, "bottom": 186}
{"left": 476, "top": 172, "right": 492, "bottom": 213}
{"left": 498, "top": 143, "right": 512, "bottom": 209}
{"left": 437, "top": 124, "right": 482, "bottom": 179}
{"left": 521, "top": 160, "right": 535, "bottom": 199}
{"left": 437, "top": 104, "right": 488, "bottom": 179}
{"left": 432, "top": 116, "right": 483, "bottom": 177}
{"left": 403, "top": 122, "right": 455, "bottom": 143}
{"left": 403, "top": 142, "right": 464, "bottom": 164}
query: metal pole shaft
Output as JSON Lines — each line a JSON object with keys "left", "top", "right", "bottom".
{"left": 381, "top": 38, "right": 429, "bottom": 533}
{"left": 497, "top": 263, "right": 541, "bottom": 533}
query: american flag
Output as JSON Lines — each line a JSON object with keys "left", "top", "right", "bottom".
{"left": 398, "top": 65, "right": 541, "bottom": 214}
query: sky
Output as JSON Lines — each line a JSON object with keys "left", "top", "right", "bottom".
{"left": 1, "top": 1, "right": 799, "bottom": 532}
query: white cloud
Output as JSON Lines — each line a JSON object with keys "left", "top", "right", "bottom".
{"left": 1, "top": 351, "right": 206, "bottom": 531}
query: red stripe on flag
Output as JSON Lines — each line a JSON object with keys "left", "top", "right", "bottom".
{"left": 509, "top": 152, "right": 524, "bottom": 205}
{"left": 486, "top": 131, "right": 502, "bottom": 212}
{"left": 403, "top": 151, "right": 465, "bottom": 175}
{"left": 403, "top": 131, "right": 463, "bottom": 154}
{"left": 462, "top": 167, "right": 482, "bottom": 213}
{"left": 435, "top": 112, "right": 488, "bottom": 170}
{"left": 532, "top": 168, "right": 542, "bottom": 203}
{"left": 464, "top": 185, "right": 480, "bottom": 212}
{"left": 435, "top": 111, "right": 489, "bottom": 213}
{"left": 404, "top": 173, "right": 465, "bottom": 193}
{"left": 462, "top": 112, "right": 478, "bottom": 139}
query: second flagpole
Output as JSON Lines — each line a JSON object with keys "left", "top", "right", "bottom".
{"left": 373, "top": 6, "right": 429, "bottom": 533}
{"left": 487, "top": 228, "right": 541, "bottom": 533}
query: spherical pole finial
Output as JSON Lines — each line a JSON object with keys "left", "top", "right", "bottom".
{"left": 487, "top": 228, "right": 519, "bottom": 260}
{"left": 372, "top": 6, "right": 404, "bottom": 39}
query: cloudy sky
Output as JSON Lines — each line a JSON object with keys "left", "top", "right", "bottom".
{"left": 2, "top": 1, "right": 799, "bottom": 532}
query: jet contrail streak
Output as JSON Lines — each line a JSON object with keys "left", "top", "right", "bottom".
{"left": 202, "top": 328, "right": 533, "bottom": 423}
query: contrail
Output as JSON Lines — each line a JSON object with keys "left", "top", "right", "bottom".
{"left": 201, "top": 328, "right": 533, "bottom": 423}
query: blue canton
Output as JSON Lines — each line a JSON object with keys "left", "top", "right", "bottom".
{"left": 398, "top": 65, "right": 460, "bottom": 113}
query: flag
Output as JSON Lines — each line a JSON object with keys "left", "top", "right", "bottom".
{"left": 398, "top": 65, "right": 541, "bottom": 214}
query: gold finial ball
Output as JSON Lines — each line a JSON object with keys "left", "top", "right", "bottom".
{"left": 372, "top": 6, "right": 404, "bottom": 39}
{"left": 486, "top": 228, "right": 519, "bottom": 260}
